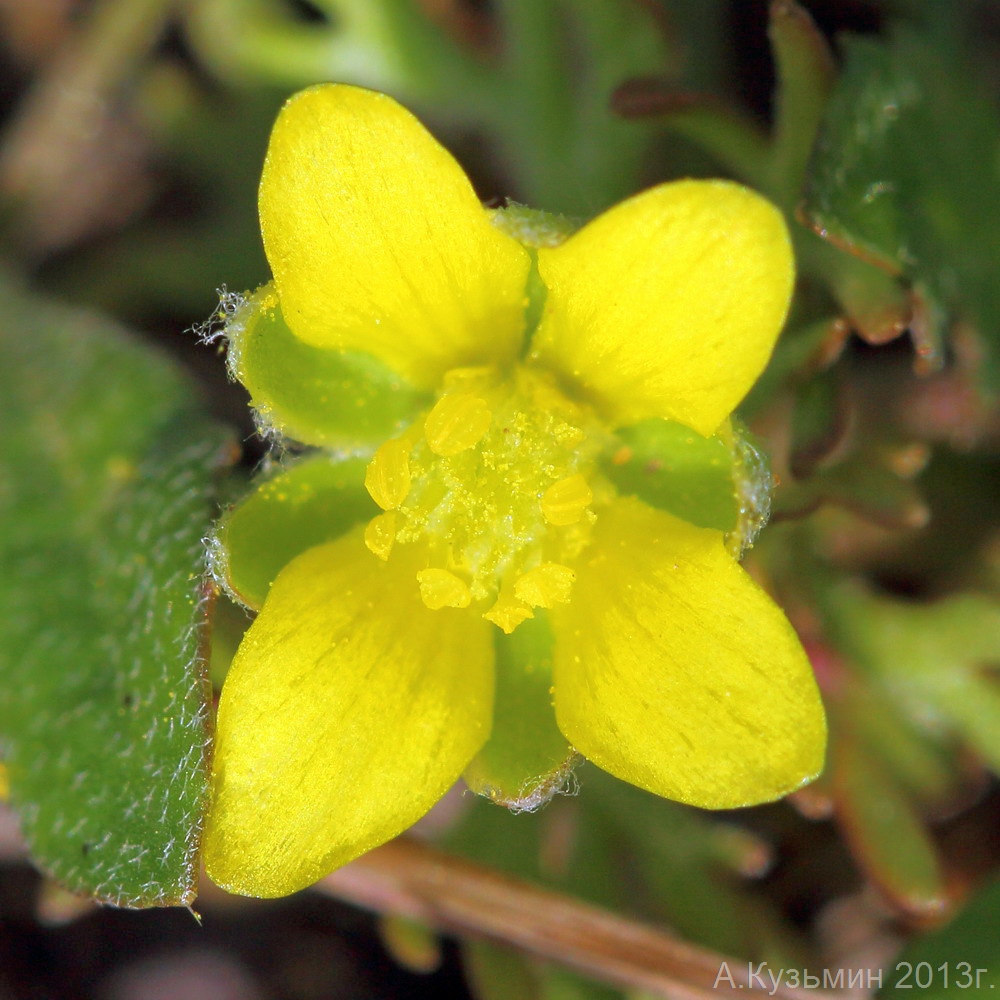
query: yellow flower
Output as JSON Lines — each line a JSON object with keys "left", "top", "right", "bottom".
{"left": 204, "top": 84, "right": 826, "bottom": 897}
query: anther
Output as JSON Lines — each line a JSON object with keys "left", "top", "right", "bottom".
{"left": 365, "top": 438, "right": 412, "bottom": 509}
{"left": 424, "top": 393, "right": 492, "bottom": 456}
{"left": 364, "top": 511, "right": 397, "bottom": 560}
{"left": 416, "top": 568, "right": 472, "bottom": 609}
{"left": 483, "top": 591, "right": 534, "bottom": 633}
{"left": 514, "top": 562, "right": 575, "bottom": 608}
{"left": 540, "top": 474, "right": 593, "bottom": 526}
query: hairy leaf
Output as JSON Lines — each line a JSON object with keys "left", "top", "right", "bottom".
{"left": 0, "top": 279, "right": 230, "bottom": 906}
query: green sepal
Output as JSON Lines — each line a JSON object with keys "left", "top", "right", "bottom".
{"left": 218, "top": 452, "right": 376, "bottom": 610}
{"left": 226, "top": 284, "right": 428, "bottom": 449}
{"left": 463, "top": 612, "right": 576, "bottom": 811}
{"left": 489, "top": 204, "right": 581, "bottom": 250}
{"left": 491, "top": 205, "right": 581, "bottom": 351}
{"left": 601, "top": 418, "right": 740, "bottom": 532}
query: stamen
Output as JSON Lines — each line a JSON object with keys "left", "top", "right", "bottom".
{"left": 483, "top": 590, "right": 534, "bottom": 634}
{"left": 540, "top": 474, "right": 593, "bottom": 526}
{"left": 364, "top": 511, "right": 397, "bottom": 560}
{"left": 514, "top": 563, "right": 575, "bottom": 608}
{"left": 365, "top": 439, "right": 412, "bottom": 509}
{"left": 417, "top": 568, "right": 472, "bottom": 609}
{"left": 424, "top": 393, "right": 492, "bottom": 456}
{"left": 363, "top": 367, "right": 607, "bottom": 630}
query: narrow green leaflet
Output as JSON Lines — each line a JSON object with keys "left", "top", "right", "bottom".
{"left": 831, "top": 729, "right": 945, "bottom": 917}
{"left": 0, "top": 279, "right": 230, "bottom": 906}
{"left": 803, "top": 30, "right": 1000, "bottom": 388}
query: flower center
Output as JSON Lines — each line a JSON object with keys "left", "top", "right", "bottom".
{"left": 363, "top": 365, "right": 609, "bottom": 632}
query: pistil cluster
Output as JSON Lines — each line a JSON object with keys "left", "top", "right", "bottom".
{"left": 362, "top": 365, "right": 609, "bottom": 632}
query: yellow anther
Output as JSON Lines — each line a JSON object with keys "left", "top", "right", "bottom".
{"left": 540, "top": 474, "right": 593, "bottom": 526}
{"left": 365, "top": 438, "right": 412, "bottom": 509}
{"left": 483, "top": 593, "right": 534, "bottom": 634}
{"left": 364, "top": 511, "right": 397, "bottom": 561}
{"left": 514, "top": 563, "right": 576, "bottom": 608}
{"left": 416, "top": 568, "right": 472, "bottom": 610}
{"left": 527, "top": 375, "right": 573, "bottom": 414}
{"left": 441, "top": 366, "right": 494, "bottom": 391}
{"left": 424, "top": 393, "right": 492, "bottom": 456}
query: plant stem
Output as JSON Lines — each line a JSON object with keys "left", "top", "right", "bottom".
{"left": 317, "top": 837, "right": 846, "bottom": 1000}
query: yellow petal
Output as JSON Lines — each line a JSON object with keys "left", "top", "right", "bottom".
{"left": 532, "top": 180, "right": 794, "bottom": 436}
{"left": 550, "top": 497, "right": 825, "bottom": 808}
{"left": 260, "top": 84, "right": 531, "bottom": 386}
{"left": 204, "top": 531, "right": 493, "bottom": 897}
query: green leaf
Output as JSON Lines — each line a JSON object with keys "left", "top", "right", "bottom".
{"left": 803, "top": 30, "right": 1000, "bottom": 388}
{"left": 806, "top": 238, "right": 911, "bottom": 348}
{"left": 828, "top": 586, "right": 1000, "bottom": 774}
{"left": 767, "top": 0, "right": 837, "bottom": 206}
{"left": 0, "top": 279, "right": 230, "bottom": 906}
{"left": 842, "top": 684, "right": 962, "bottom": 812}
{"left": 463, "top": 612, "right": 576, "bottom": 810}
{"left": 226, "top": 285, "right": 428, "bottom": 449}
{"left": 218, "top": 452, "right": 375, "bottom": 609}
{"left": 831, "top": 726, "right": 946, "bottom": 917}
{"left": 879, "top": 876, "right": 1000, "bottom": 1000}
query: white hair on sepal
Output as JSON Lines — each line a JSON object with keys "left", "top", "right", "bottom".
{"left": 193, "top": 285, "right": 249, "bottom": 346}
{"left": 475, "top": 754, "right": 582, "bottom": 815}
